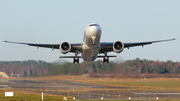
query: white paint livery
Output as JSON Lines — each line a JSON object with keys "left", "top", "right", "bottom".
{"left": 82, "top": 23, "right": 102, "bottom": 62}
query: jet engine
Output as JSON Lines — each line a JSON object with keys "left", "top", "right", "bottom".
{"left": 60, "top": 42, "right": 71, "bottom": 54}
{"left": 113, "top": 41, "right": 124, "bottom": 53}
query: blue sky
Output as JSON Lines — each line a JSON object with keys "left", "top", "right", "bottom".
{"left": 0, "top": 0, "right": 179, "bottom": 62}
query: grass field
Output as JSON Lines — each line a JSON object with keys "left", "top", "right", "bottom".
{"left": 19, "top": 75, "right": 180, "bottom": 91}
{"left": 0, "top": 89, "right": 72, "bottom": 101}
{"left": 1, "top": 89, "right": 180, "bottom": 101}
{"left": 1, "top": 75, "right": 180, "bottom": 101}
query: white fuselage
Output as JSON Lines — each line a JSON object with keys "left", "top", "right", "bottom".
{"left": 81, "top": 23, "right": 102, "bottom": 62}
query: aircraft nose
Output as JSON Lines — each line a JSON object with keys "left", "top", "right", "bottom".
{"left": 90, "top": 27, "right": 99, "bottom": 35}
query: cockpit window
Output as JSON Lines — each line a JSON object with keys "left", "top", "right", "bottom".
{"left": 89, "top": 24, "right": 98, "bottom": 27}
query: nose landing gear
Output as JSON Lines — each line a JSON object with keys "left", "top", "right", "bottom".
{"left": 103, "top": 52, "right": 109, "bottom": 63}
{"left": 103, "top": 57, "right": 109, "bottom": 63}
{"left": 73, "top": 57, "right": 79, "bottom": 63}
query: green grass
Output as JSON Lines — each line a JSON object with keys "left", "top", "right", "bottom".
{"left": 97, "top": 81, "right": 180, "bottom": 88}
{"left": 84, "top": 100, "right": 180, "bottom": 101}
{"left": 83, "top": 100, "right": 180, "bottom": 101}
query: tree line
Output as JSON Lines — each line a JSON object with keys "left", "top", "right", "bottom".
{"left": 0, "top": 58, "right": 179, "bottom": 77}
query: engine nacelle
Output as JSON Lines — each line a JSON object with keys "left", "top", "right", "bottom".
{"left": 59, "top": 42, "right": 71, "bottom": 54}
{"left": 113, "top": 41, "right": 124, "bottom": 53}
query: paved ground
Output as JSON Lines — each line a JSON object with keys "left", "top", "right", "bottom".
{"left": 0, "top": 79, "right": 180, "bottom": 100}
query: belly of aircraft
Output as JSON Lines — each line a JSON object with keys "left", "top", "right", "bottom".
{"left": 82, "top": 48, "right": 99, "bottom": 62}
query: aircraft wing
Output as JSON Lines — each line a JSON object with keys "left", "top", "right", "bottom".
{"left": 3, "top": 41, "right": 82, "bottom": 52}
{"left": 99, "top": 38, "right": 176, "bottom": 53}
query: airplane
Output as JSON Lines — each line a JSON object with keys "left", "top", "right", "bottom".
{"left": 4, "top": 22, "right": 175, "bottom": 63}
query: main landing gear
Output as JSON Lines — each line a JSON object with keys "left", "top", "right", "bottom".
{"left": 73, "top": 50, "right": 80, "bottom": 64}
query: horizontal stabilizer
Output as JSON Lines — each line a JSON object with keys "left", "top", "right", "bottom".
{"left": 59, "top": 55, "right": 116, "bottom": 58}
{"left": 60, "top": 56, "right": 82, "bottom": 58}
{"left": 97, "top": 55, "right": 116, "bottom": 58}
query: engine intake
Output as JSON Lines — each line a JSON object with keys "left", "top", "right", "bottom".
{"left": 60, "top": 42, "right": 71, "bottom": 54}
{"left": 113, "top": 41, "right": 124, "bottom": 53}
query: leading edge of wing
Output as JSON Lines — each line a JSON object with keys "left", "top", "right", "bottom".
{"left": 4, "top": 41, "right": 82, "bottom": 50}
{"left": 124, "top": 38, "right": 176, "bottom": 48}
{"left": 101, "top": 38, "right": 175, "bottom": 48}
{"left": 4, "top": 41, "right": 60, "bottom": 49}
{"left": 4, "top": 41, "right": 60, "bottom": 46}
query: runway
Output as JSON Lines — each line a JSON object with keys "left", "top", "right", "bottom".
{"left": 134, "top": 93, "right": 180, "bottom": 95}
{"left": 0, "top": 78, "right": 180, "bottom": 100}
